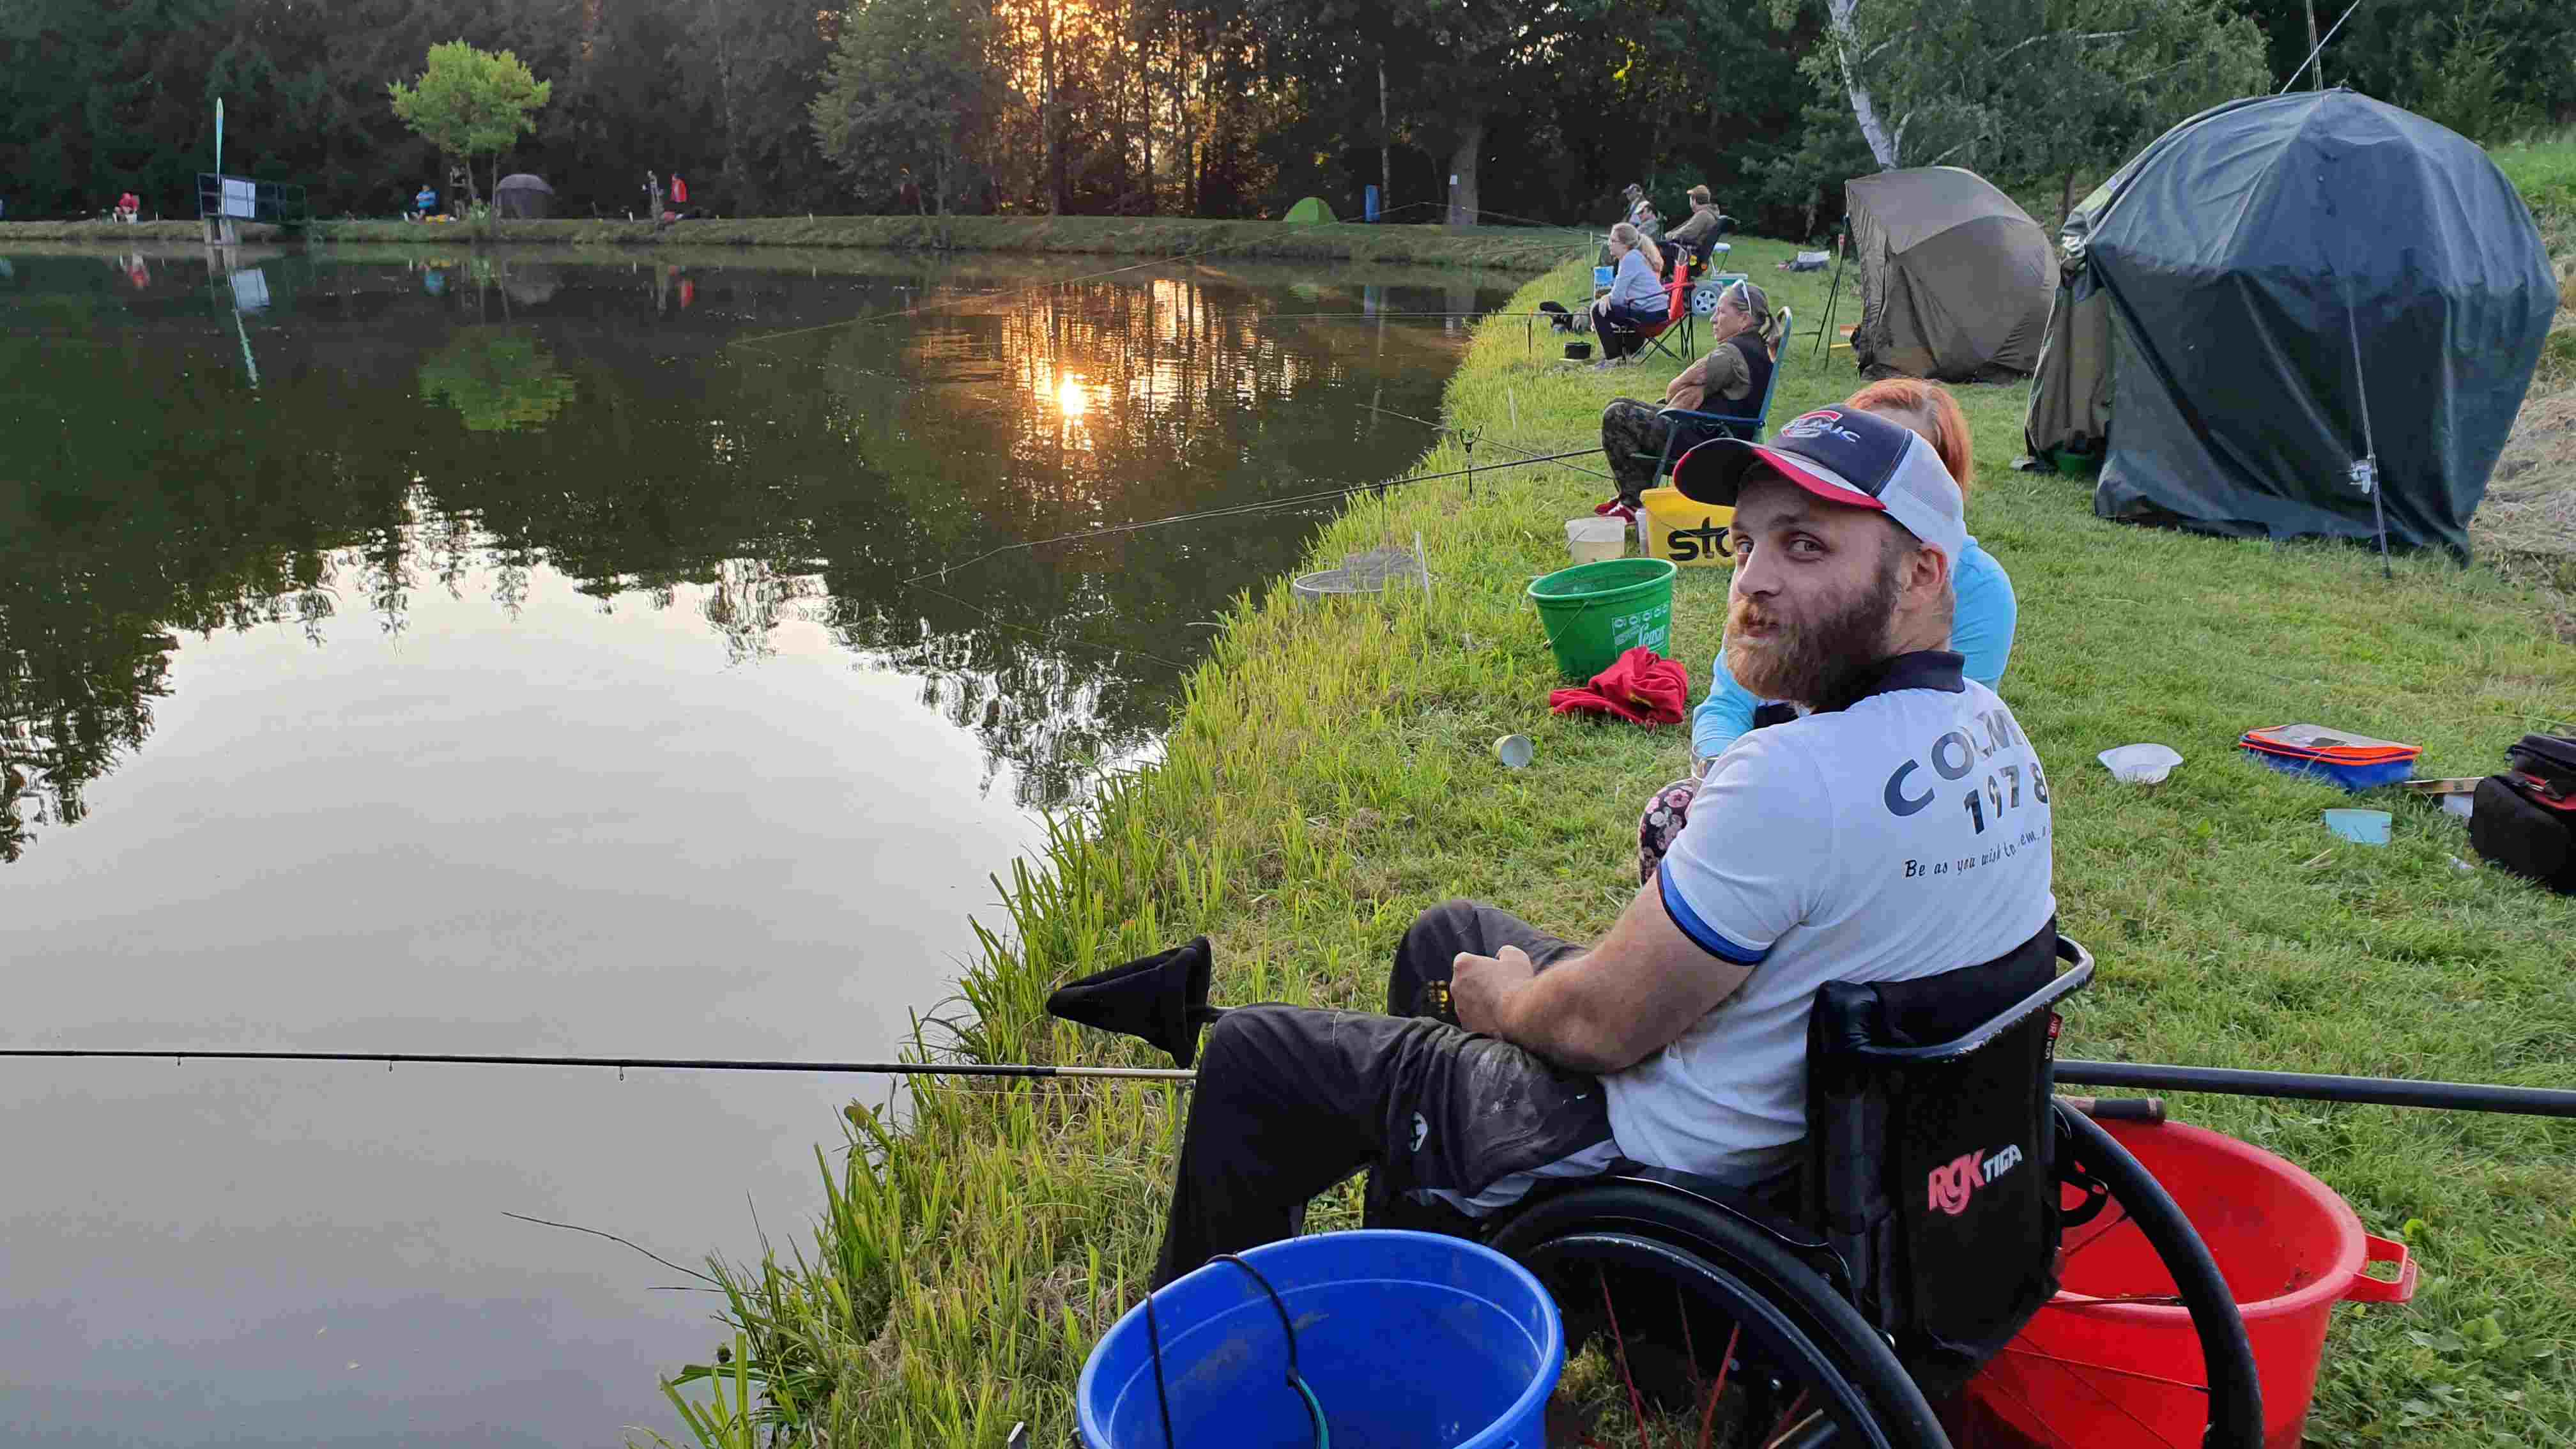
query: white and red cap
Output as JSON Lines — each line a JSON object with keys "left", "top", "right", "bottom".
{"left": 1672, "top": 408, "right": 1966, "bottom": 569}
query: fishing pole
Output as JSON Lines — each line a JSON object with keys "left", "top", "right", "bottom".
{"left": 15, "top": 1047, "right": 2573, "bottom": 1119}
{"left": 2055, "top": 1061, "right": 2576, "bottom": 1119}
{"left": 0, "top": 1046, "right": 1197, "bottom": 1082}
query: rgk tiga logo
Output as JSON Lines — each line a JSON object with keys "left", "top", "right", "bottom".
{"left": 1926, "top": 1142, "right": 2024, "bottom": 1216}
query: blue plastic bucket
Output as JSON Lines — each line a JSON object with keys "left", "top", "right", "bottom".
{"left": 1078, "top": 1230, "right": 1563, "bottom": 1449}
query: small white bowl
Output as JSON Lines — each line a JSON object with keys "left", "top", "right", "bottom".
{"left": 2097, "top": 743, "right": 2183, "bottom": 785}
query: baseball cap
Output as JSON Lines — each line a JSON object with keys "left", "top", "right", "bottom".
{"left": 1671, "top": 407, "right": 1967, "bottom": 568}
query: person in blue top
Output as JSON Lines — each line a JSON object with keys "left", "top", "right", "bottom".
{"left": 1637, "top": 377, "right": 2018, "bottom": 881}
{"left": 414, "top": 184, "right": 438, "bottom": 220}
{"left": 1584, "top": 222, "right": 1670, "bottom": 364}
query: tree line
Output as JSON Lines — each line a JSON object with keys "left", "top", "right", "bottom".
{"left": 3, "top": 0, "right": 2570, "bottom": 234}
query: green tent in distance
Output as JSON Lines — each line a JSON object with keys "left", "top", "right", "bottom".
{"left": 1282, "top": 196, "right": 1337, "bottom": 225}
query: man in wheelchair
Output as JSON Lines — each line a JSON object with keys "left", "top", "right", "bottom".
{"left": 1153, "top": 408, "right": 2059, "bottom": 1289}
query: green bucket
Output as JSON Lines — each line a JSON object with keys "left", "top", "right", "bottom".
{"left": 1526, "top": 557, "right": 1676, "bottom": 682}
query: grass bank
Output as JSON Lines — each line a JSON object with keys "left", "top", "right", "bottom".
{"left": 0, "top": 219, "right": 290, "bottom": 243}
{"left": 668, "top": 226, "right": 2576, "bottom": 1448}
{"left": 0, "top": 214, "right": 1584, "bottom": 269}
{"left": 294, "top": 213, "right": 1586, "bottom": 269}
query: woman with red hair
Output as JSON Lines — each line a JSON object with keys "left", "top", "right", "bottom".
{"left": 1636, "top": 378, "right": 2020, "bottom": 882}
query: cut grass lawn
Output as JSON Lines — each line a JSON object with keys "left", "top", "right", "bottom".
{"left": 672, "top": 233, "right": 2576, "bottom": 1448}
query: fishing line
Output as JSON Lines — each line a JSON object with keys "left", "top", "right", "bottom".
{"left": 907, "top": 581, "right": 1190, "bottom": 670}
{"left": 2280, "top": 0, "right": 2368, "bottom": 94}
{"left": 896, "top": 447, "right": 1605, "bottom": 588}
{"left": 0, "top": 1046, "right": 1199, "bottom": 1081}
{"left": 1260, "top": 310, "right": 1543, "bottom": 321}
{"left": 1372, "top": 199, "right": 1589, "bottom": 234}
{"left": 1357, "top": 401, "right": 1618, "bottom": 484}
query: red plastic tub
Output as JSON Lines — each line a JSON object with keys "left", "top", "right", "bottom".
{"left": 1956, "top": 1119, "right": 2414, "bottom": 1449}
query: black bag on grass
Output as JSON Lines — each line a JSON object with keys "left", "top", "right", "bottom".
{"left": 2469, "top": 734, "right": 2576, "bottom": 894}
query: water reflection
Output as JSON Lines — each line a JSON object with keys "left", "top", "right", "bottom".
{"left": 1, "top": 243, "right": 1515, "bottom": 1448}
{"left": 0, "top": 246, "right": 1510, "bottom": 862}
{"left": 417, "top": 329, "right": 578, "bottom": 431}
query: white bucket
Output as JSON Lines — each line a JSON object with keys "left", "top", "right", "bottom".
{"left": 1565, "top": 516, "right": 1627, "bottom": 564}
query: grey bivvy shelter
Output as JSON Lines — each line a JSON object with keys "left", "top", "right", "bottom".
{"left": 2025, "top": 90, "right": 2559, "bottom": 556}
{"left": 1846, "top": 168, "right": 2054, "bottom": 381}
{"left": 494, "top": 174, "right": 555, "bottom": 220}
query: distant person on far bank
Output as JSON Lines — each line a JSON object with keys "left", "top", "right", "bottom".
{"left": 414, "top": 183, "right": 438, "bottom": 220}
{"left": 668, "top": 172, "right": 688, "bottom": 218}
{"left": 116, "top": 191, "right": 141, "bottom": 224}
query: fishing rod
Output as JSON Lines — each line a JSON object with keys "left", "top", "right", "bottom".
{"left": 2055, "top": 1060, "right": 2576, "bottom": 1119}
{"left": 12, "top": 1047, "right": 2571, "bottom": 1118}
{"left": 0, "top": 1046, "right": 1197, "bottom": 1082}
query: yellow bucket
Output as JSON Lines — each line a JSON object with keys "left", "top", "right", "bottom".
{"left": 1640, "top": 487, "right": 1735, "bottom": 567}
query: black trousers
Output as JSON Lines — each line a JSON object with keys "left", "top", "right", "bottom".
{"left": 1593, "top": 302, "right": 1666, "bottom": 359}
{"left": 1152, "top": 901, "right": 1616, "bottom": 1287}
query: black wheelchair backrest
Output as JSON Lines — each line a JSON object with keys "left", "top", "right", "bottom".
{"left": 1804, "top": 927, "right": 2092, "bottom": 1396}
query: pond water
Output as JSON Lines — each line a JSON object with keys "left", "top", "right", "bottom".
{"left": 0, "top": 243, "right": 1516, "bottom": 1446}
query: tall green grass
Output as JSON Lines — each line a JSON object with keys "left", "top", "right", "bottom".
{"left": 663, "top": 231, "right": 2576, "bottom": 1447}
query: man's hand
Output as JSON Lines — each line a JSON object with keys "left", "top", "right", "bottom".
{"left": 1453, "top": 881, "right": 1757, "bottom": 1075}
{"left": 1450, "top": 945, "right": 1538, "bottom": 1036}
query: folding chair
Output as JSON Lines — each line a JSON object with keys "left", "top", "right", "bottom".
{"left": 1605, "top": 256, "right": 1697, "bottom": 366}
{"left": 1639, "top": 305, "right": 1793, "bottom": 482}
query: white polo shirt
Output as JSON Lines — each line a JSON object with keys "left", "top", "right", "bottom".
{"left": 1604, "top": 654, "right": 2057, "bottom": 1179}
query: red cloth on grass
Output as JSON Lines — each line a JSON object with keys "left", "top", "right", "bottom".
{"left": 1550, "top": 647, "right": 1689, "bottom": 727}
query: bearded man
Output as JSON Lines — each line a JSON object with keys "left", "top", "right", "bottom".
{"left": 1152, "top": 408, "right": 2058, "bottom": 1287}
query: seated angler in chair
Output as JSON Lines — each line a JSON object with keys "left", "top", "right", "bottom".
{"left": 1660, "top": 185, "right": 1728, "bottom": 272}
{"left": 1598, "top": 280, "right": 1779, "bottom": 509}
{"left": 1574, "top": 222, "right": 1671, "bottom": 362}
{"left": 1142, "top": 408, "right": 2062, "bottom": 1287}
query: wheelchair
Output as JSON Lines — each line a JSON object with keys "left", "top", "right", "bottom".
{"left": 1469, "top": 937, "right": 2264, "bottom": 1449}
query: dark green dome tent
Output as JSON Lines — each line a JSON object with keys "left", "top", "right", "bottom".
{"left": 494, "top": 174, "right": 555, "bottom": 220}
{"left": 2025, "top": 90, "right": 2559, "bottom": 556}
{"left": 1282, "top": 195, "right": 1337, "bottom": 225}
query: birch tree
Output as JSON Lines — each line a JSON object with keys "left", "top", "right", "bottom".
{"left": 1774, "top": 0, "right": 2266, "bottom": 178}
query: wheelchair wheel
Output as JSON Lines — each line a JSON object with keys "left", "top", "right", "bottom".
{"left": 1489, "top": 1183, "right": 1949, "bottom": 1449}
{"left": 1958, "top": 1107, "right": 2264, "bottom": 1449}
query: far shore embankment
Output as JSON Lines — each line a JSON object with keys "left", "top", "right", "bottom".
{"left": 0, "top": 214, "right": 1590, "bottom": 270}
